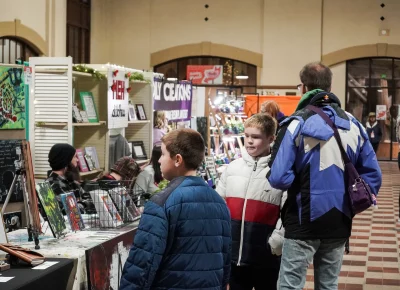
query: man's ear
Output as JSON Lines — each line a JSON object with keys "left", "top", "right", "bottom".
{"left": 175, "top": 154, "right": 183, "bottom": 167}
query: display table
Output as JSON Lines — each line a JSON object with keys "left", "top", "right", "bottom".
{"left": 6, "top": 222, "right": 139, "bottom": 290}
{"left": 0, "top": 258, "right": 74, "bottom": 290}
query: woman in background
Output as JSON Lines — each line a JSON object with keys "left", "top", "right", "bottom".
{"left": 260, "top": 100, "right": 286, "bottom": 124}
{"left": 134, "top": 146, "right": 163, "bottom": 195}
{"left": 153, "top": 111, "right": 168, "bottom": 146}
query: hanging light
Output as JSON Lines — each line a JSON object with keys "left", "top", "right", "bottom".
{"left": 236, "top": 70, "right": 248, "bottom": 80}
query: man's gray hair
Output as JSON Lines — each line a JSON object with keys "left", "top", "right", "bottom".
{"left": 299, "top": 62, "right": 332, "bottom": 92}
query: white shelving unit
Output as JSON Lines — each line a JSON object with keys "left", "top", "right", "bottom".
{"left": 29, "top": 57, "right": 157, "bottom": 178}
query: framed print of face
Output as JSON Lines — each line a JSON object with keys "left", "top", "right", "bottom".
{"left": 135, "top": 104, "right": 147, "bottom": 120}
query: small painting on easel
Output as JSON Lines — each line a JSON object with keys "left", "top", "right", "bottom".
{"left": 36, "top": 182, "right": 66, "bottom": 238}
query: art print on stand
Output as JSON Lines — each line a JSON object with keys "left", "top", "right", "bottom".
{"left": 0, "top": 66, "right": 26, "bottom": 129}
{"left": 89, "top": 190, "right": 123, "bottom": 228}
{"left": 60, "top": 193, "right": 85, "bottom": 231}
{"left": 109, "top": 187, "right": 141, "bottom": 222}
{"left": 80, "top": 92, "right": 99, "bottom": 123}
{"left": 135, "top": 104, "right": 147, "bottom": 120}
{"left": 76, "top": 149, "right": 89, "bottom": 172}
{"left": 36, "top": 182, "right": 66, "bottom": 238}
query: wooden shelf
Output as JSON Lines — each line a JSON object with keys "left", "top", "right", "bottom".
{"left": 128, "top": 120, "right": 150, "bottom": 124}
{"left": 36, "top": 122, "right": 67, "bottom": 127}
{"left": 72, "top": 71, "right": 93, "bottom": 78}
{"left": 130, "top": 80, "right": 148, "bottom": 84}
{"left": 137, "top": 159, "right": 150, "bottom": 165}
{"left": 80, "top": 169, "right": 103, "bottom": 177}
{"left": 73, "top": 121, "right": 106, "bottom": 127}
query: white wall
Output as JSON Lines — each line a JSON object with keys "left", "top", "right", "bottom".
{"left": 330, "top": 62, "right": 346, "bottom": 107}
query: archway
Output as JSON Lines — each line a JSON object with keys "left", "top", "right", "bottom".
{"left": 0, "top": 19, "right": 47, "bottom": 56}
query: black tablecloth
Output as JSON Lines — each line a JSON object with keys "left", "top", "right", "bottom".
{"left": 0, "top": 258, "right": 74, "bottom": 290}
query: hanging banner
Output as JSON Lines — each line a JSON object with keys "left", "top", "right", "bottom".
{"left": 153, "top": 78, "right": 192, "bottom": 121}
{"left": 107, "top": 69, "right": 129, "bottom": 129}
{"left": 187, "top": 65, "right": 223, "bottom": 85}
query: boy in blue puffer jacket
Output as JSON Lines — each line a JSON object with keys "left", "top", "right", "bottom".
{"left": 120, "top": 128, "right": 232, "bottom": 290}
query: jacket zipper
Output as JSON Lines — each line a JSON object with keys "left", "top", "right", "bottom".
{"left": 237, "top": 159, "right": 258, "bottom": 266}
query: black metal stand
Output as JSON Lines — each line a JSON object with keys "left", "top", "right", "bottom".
{"left": 0, "top": 168, "right": 40, "bottom": 249}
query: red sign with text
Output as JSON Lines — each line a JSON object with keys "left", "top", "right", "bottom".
{"left": 187, "top": 65, "right": 223, "bottom": 85}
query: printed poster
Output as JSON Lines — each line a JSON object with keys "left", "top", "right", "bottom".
{"left": 187, "top": 65, "right": 223, "bottom": 85}
{"left": 107, "top": 69, "right": 129, "bottom": 129}
{"left": 153, "top": 78, "right": 192, "bottom": 121}
{"left": 376, "top": 105, "right": 387, "bottom": 120}
{"left": 0, "top": 66, "right": 26, "bottom": 129}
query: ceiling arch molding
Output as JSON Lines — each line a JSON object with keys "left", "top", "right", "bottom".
{"left": 0, "top": 19, "right": 47, "bottom": 56}
{"left": 151, "top": 42, "right": 263, "bottom": 67}
{"left": 322, "top": 43, "right": 400, "bottom": 66}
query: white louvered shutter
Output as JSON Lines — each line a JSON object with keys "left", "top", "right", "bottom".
{"left": 29, "top": 57, "right": 73, "bottom": 176}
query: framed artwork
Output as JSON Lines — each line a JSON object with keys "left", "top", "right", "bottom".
{"left": 60, "top": 193, "right": 85, "bottom": 231}
{"left": 128, "top": 104, "right": 137, "bottom": 121}
{"left": 72, "top": 103, "right": 83, "bottom": 123}
{"left": 80, "top": 92, "right": 99, "bottom": 123}
{"left": 131, "top": 141, "right": 147, "bottom": 160}
{"left": 85, "top": 147, "right": 100, "bottom": 169}
{"left": 36, "top": 182, "right": 66, "bottom": 238}
{"left": 89, "top": 190, "right": 123, "bottom": 228}
{"left": 80, "top": 111, "right": 89, "bottom": 123}
{"left": 76, "top": 149, "right": 89, "bottom": 172}
{"left": 109, "top": 187, "right": 141, "bottom": 222}
{"left": 135, "top": 104, "right": 147, "bottom": 120}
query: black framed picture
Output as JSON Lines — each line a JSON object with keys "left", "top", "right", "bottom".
{"left": 136, "top": 104, "right": 147, "bottom": 120}
{"left": 131, "top": 141, "right": 147, "bottom": 160}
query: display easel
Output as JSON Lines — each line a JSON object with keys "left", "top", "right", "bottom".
{"left": 0, "top": 141, "right": 42, "bottom": 249}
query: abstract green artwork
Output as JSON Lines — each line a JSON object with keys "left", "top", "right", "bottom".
{"left": 0, "top": 66, "right": 26, "bottom": 129}
{"left": 36, "top": 182, "right": 66, "bottom": 238}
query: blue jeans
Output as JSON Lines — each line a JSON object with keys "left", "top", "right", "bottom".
{"left": 278, "top": 238, "right": 346, "bottom": 290}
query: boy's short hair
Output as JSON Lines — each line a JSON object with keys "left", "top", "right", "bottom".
{"left": 244, "top": 113, "right": 277, "bottom": 137}
{"left": 161, "top": 128, "right": 205, "bottom": 170}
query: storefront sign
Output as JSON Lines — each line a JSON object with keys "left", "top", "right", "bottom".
{"left": 153, "top": 78, "right": 192, "bottom": 121}
{"left": 108, "top": 69, "right": 129, "bottom": 129}
{"left": 187, "top": 65, "right": 223, "bottom": 85}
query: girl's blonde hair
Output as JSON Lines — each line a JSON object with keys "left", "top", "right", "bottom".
{"left": 154, "top": 111, "right": 166, "bottom": 129}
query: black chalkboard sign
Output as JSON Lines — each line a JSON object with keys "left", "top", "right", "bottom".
{"left": 0, "top": 139, "right": 24, "bottom": 203}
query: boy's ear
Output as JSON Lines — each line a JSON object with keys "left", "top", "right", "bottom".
{"left": 175, "top": 154, "right": 183, "bottom": 167}
{"left": 269, "top": 135, "right": 276, "bottom": 144}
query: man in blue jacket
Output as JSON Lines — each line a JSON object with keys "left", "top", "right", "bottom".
{"left": 120, "top": 128, "right": 231, "bottom": 290}
{"left": 267, "top": 62, "right": 382, "bottom": 290}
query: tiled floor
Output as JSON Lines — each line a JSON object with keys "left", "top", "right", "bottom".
{"left": 304, "top": 162, "right": 400, "bottom": 290}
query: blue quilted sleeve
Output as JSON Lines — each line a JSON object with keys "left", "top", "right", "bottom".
{"left": 354, "top": 121, "right": 382, "bottom": 195}
{"left": 120, "top": 200, "right": 168, "bottom": 290}
{"left": 268, "top": 118, "right": 302, "bottom": 190}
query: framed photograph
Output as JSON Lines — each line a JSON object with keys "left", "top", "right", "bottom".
{"left": 80, "top": 92, "right": 99, "bottom": 123}
{"left": 85, "top": 147, "right": 100, "bottom": 169}
{"left": 72, "top": 104, "right": 83, "bottom": 123}
{"left": 131, "top": 141, "right": 147, "bottom": 160}
{"left": 80, "top": 111, "right": 89, "bottom": 123}
{"left": 128, "top": 104, "right": 137, "bottom": 121}
{"left": 76, "top": 149, "right": 89, "bottom": 172}
{"left": 136, "top": 104, "right": 147, "bottom": 120}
